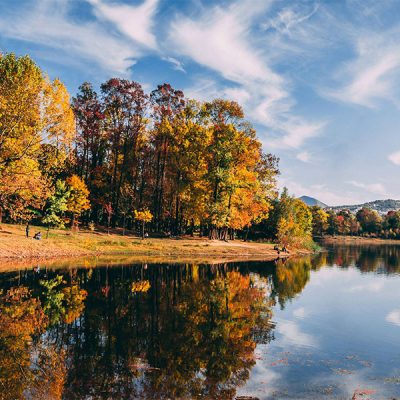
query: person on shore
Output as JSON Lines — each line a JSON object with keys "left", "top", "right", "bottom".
{"left": 33, "top": 231, "right": 42, "bottom": 240}
{"left": 26, "top": 223, "right": 30, "bottom": 238}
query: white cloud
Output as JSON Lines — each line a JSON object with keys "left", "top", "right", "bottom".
{"left": 293, "top": 307, "right": 308, "bottom": 319}
{"left": 296, "top": 151, "right": 310, "bottom": 163}
{"left": 386, "top": 309, "right": 400, "bottom": 326}
{"left": 263, "top": 4, "right": 319, "bottom": 35}
{"left": 388, "top": 151, "right": 400, "bottom": 165}
{"left": 276, "top": 319, "right": 317, "bottom": 348}
{"left": 162, "top": 56, "right": 185, "bottom": 73}
{"left": 184, "top": 77, "right": 222, "bottom": 102}
{"left": 347, "top": 180, "right": 386, "bottom": 196}
{"left": 88, "top": 0, "right": 159, "bottom": 49}
{"left": 326, "top": 29, "right": 400, "bottom": 108}
{"left": 170, "top": 1, "right": 277, "bottom": 84}
{"left": 224, "top": 87, "right": 251, "bottom": 105}
{"left": 0, "top": 0, "right": 140, "bottom": 74}
{"left": 169, "top": 0, "right": 324, "bottom": 149}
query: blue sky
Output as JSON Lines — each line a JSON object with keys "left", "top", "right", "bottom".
{"left": 1, "top": 0, "right": 400, "bottom": 206}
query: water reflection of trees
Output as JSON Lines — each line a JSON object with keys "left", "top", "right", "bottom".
{"left": 325, "top": 244, "right": 400, "bottom": 274}
{"left": 5, "top": 249, "right": 390, "bottom": 399}
{"left": 0, "top": 263, "right": 277, "bottom": 399}
{"left": 0, "top": 286, "right": 67, "bottom": 400}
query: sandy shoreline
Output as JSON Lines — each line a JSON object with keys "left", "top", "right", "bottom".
{"left": 0, "top": 223, "right": 313, "bottom": 271}
{"left": 320, "top": 235, "right": 400, "bottom": 245}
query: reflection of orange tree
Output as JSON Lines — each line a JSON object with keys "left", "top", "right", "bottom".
{"left": 33, "top": 265, "right": 273, "bottom": 399}
{"left": 62, "top": 284, "right": 88, "bottom": 324}
{"left": 0, "top": 287, "right": 66, "bottom": 399}
{"left": 142, "top": 271, "right": 271, "bottom": 399}
{"left": 274, "top": 258, "right": 312, "bottom": 307}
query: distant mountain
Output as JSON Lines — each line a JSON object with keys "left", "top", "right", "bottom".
{"left": 331, "top": 199, "right": 400, "bottom": 215}
{"left": 299, "top": 196, "right": 328, "bottom": 208}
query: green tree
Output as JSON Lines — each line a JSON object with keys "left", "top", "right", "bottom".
{"left": 42, "top": 179, "right": 70, "bottom": 237}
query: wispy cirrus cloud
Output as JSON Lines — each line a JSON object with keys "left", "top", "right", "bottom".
{"left": 0, "top": 0, "right": 159, "bottom": 75}
{"left": 161, "top": 56, "right": 186, "bottom": 73}
{"left": 87, "top": 0, "right": 159, "bottom": 50}
{"left": 0, "top": 0, "right": 132, "bottom": 74}
{"left": 169, "top": 0, "right": 325, "bottom": 149}
{"left": 327, "top": 40, "right": 400, "bottom": 108}
{"left": 322, "top": 8, "right": 400, "bottom": 109}
{"left": 262, "top": 3, "right": 319, "bottom": 36}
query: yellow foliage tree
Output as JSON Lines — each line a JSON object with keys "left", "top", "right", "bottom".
{"left": 277, "top": 196, "right": 313, "bottom": 248}
{"left": 66, "top": 175, "right": 90, "bottom": 229}
{"left": 0, "top": 53, "right": 75, "bottom": 222}
{"left": 134, "top": 208, "right": 153, "bottom": 239}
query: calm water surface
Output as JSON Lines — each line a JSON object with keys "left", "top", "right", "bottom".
{"left": 1, "top": 245, "right": 400, "bottom": 399}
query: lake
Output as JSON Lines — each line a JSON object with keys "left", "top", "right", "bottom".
{"left": 1, "top": 244, "right": 400, "bottom": 399}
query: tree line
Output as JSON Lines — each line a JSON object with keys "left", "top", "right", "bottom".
{"left": 7, "top": 52, "right": 391, "bottom": 246}
{"left": 0, "top": 53, "right": 280, "bottom": 239}
{"left": 310, "top": 205, "right": 400, "bottom": 239}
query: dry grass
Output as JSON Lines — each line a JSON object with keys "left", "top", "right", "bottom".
{"left": 0, "top": 223, "right": 312, "bottom": 270}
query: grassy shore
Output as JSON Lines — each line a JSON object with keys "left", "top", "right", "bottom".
{"left": 321, "top": 235, "right": 400, "bottom": 245}
{"left": 0, "top": 223, "right": 313, "bottom": 269}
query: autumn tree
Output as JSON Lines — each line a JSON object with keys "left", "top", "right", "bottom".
{"left": 383, "top": 210, "right": 400, "bottom": 232}
{"left": 310, "top": 206, "right": 329, "bottom": 236}
{"left": 150, "top": 83, "right": 185, "bottom": 227}
{"left": 275, "top": 191, "right": 313, "bottom": 248}
{"left": 202, "top": 99, "right": 278, "bottom": 240}
{"left": 134, "top": 208, "right": 153, "bottom": 239}
{"left": 356, "top": 207, "right": 382, "bottom": 235}
{"left": 40, "top": 77, "right": 75, "bottom": 176}
{"left": 0, "top": 53, "right": 47, "bottom": 222}
{"left": 0, "top": 53, "right": 75, "bottom": 223}
{"left": 101, "top": 78, "right": 148, "bottom": 223}
{"left": 66, "top": 175, "right": 90, "bottom": 229}
{"left": 73, "top": 82, "right": 106, "bottom": 222}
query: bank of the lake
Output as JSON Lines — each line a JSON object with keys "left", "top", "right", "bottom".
{"left": 0, "top": 223, "right": 313, "bottom": 266}
{"left": 321, "top": 235, "right": 400, "bottom": 245}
